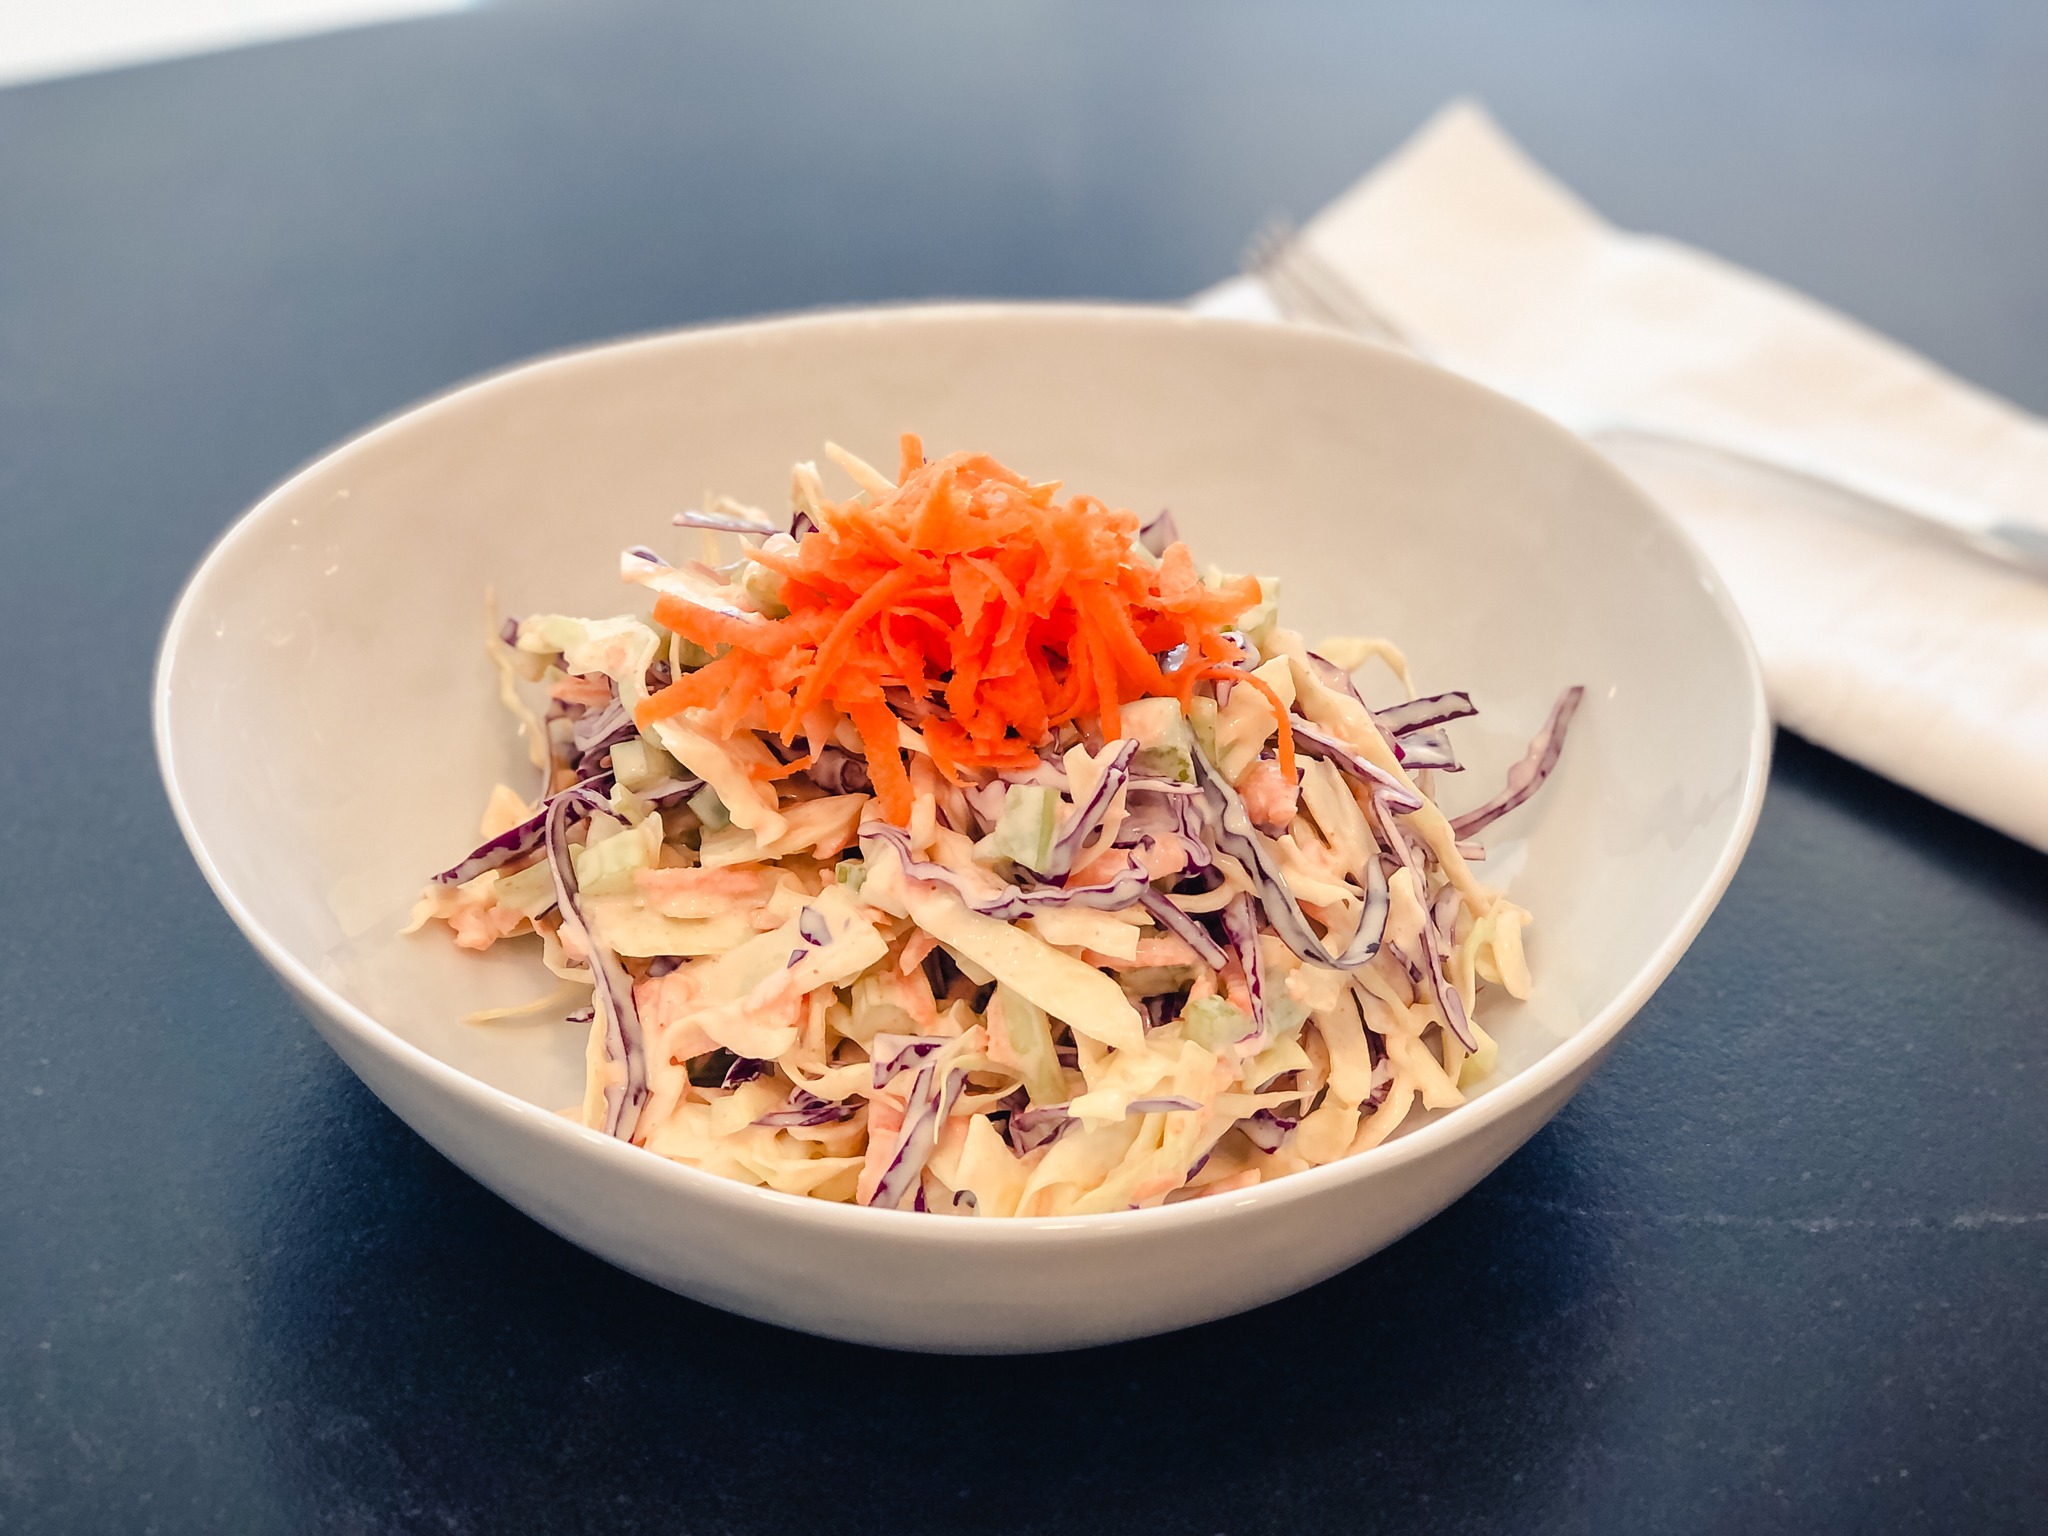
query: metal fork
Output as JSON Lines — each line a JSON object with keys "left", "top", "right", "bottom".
{"left": 1247, "top": 222, "right": 2048, "bottom": 578}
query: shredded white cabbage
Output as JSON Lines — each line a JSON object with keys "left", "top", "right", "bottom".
{"left": 410, "top": 444, "right": 1576, "bottom": 1214}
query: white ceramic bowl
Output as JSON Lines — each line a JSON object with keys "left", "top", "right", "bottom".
{"left": 155, "top": 304, "right": 1767, "bottom": 1353}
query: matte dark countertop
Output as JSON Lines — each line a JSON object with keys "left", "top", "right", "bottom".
{"left": 3, "top": 4, "right": 2044, "bottom": 1531}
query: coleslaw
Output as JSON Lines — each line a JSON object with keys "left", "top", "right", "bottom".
{"left": 409, "top": 436, "right": 1581, "bottom": 1215}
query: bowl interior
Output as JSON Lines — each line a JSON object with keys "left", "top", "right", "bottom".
{"left": 159, "top": 305, "right": 1763, "bottom": 1141}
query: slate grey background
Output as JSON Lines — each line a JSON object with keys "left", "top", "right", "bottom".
{"left": 2, "top": 2, "right": 2044, "bottom": 1531}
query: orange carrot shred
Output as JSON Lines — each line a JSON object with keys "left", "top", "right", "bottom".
{"left": 1191, "top": 664, "right": 1296, "bottom": 785}
{"left": 637, "top": 442, "right": 1268, "bottom": 822}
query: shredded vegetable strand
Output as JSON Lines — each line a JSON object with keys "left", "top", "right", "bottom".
{"left": 417, "top": 437, "right": 1578, "bottom": 1214}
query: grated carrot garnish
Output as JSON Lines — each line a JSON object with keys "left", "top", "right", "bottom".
{"left": 632, "top": 444, "right": 1264, "bottom": 823}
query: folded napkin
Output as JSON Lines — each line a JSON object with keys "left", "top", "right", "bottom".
{"left": 1198, "top": 102, "right": 2048, "bottom": 852}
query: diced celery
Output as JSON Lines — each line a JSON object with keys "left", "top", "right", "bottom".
{"left": 974, "top": 783, "right": 1057, "bottom": 872}
{"left": 740, "top": 561, "right": 791, "bottom": 620}
{"left": 492, "top": 859, "right": 559, "bottom": 918}
{"left": 834, "top": 859, "right": 869, "bottom": 896}
{"left": 572, "top": 821, "right": 655, "bottom": 896}
{"left": 687, "top": 782, "right": 731, "bottom": 832}
{"left": 1180, "top": 994, "right": 1252, "bottom": 1051}
{"left": 1120, "top": 697, "right": 1196, "bottom": 782}
{"left": 610, "top": 735, "right": 680, "bottom": 793}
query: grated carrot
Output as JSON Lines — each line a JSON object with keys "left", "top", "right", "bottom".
{"left": 632, "top": 443, "right": 1265, "bottom": 823}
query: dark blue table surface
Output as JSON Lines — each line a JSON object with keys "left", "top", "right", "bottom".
{"left": 3, "top": 3, "right": 2045, "bottom": 1532}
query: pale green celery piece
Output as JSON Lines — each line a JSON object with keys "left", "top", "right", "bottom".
{"left": 611, "top": 736, "right": 680, "bottom": 792}
{"left": 1121, "top": 697, "right": 1196, "bottom": 782}
{"left": 1180, "top": 994, "right": 1252, "bottom": 1052}
{"left": 1265, "top": 994, "right": 1310, "bottom": 1037}
{"left": 608, "top": 782, "right": 652, "bottom": 826}
{"left": 740, "top": 562, "right": 791, "bottom": 620}
{"left": 834, "top": 859, "right": 869, "bottom": 897}
{"left": 992, "top": 983, "right": 1067, "bottom": 1106}
{"left": 843, "top": 972, "right": 916, "bottom": 1045}
{"left": 687, "top": 783, "right": 731, "bottom": 832}
{"left": 1133, "top": 743, "right": 1194, "bottom": 783}
{"left": 1244, "top": 1030, "right": 1312, "bottom": 1091}
{"left": 974, "top": 784, "right": 1056, "bottom": 872}
{"left": 493, "top": 859, "right": 559, "bottom": 917}
{"left": 1241, "top": 996, "right": 1311, "bottom": 1084}
{"left": 581, "top": 810, "right": 630, "bottom": 846}
{"left": 572, "top": 825, "right": 653, "bottom": 896}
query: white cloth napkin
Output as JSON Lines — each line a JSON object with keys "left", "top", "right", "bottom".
{"left": 1197, "top": 101, "right": 2048, "bottom": 852}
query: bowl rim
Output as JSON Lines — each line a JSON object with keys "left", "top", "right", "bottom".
{"left": 152, "top": 299, "right": 1771, "bottom": 1245}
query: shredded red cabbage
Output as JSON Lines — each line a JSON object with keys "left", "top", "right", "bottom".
{"left": 545, "top": 784, "right": 648, "bottom": 1140}
{"left": 1191, "top": 742, "right": 1389, "bottom": 971}
{"left": 861, "top": 823, "right": 1152, "bottom": 919}
{"left": 1138, "top": 509, "right": 1180, "bottom": 557}
{"left": 1375, "top": 691, "right": 1477, "bottom": 734}
{"left": 1448, "top": 686, "right": 1585, "bottom": 838}
{"left": 754, "top": 1087, "right": 859, "bottom": 1127}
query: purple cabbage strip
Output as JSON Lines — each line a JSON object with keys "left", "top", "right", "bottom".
{"left": 1288, "top": 718, "right": 1423, "bottom": 812}
{"left": 790, "top": 510, "right": 819, "bottom": 540}
{"left": 673, "top": 507, "right": 780, "bottom": 535}
{"left": 1127, "top": 1096, "right": 1201, "bottom": 1114}
{"left": 431, "top": 769, "right": 618, "bottom": 886}
{"left": 499, "top": 617, "right": 521, "bottom": 647}
{"left": 1009, "top": 1103, "right": 1076, "bottom": 1154}
{"left": 566, "top": 1005, "right": 595, "bottom": 1025}
{"left": 1364, "top": 1053, "right": 1395, "bottom": 1112}
{"left": 646, "top": 956, "right": 681, "bottom": 978}
{"left": 1373, "top": 790, "right": 1420, "bottom": 873}
{"left": 1304, "top": 651, "right": 1367, "bottom": 706}
{"left": 1220, "top": 892, "right": 1268, "bottom": 1038}
{"left": 1138, "top": 509, "right": 1180, "bottom": 557}
{"left": 1190, "top": 743, "right": 1388, "bottom": 971}
{"left": 869, "top": 1033, "right": 949, "bottom": 1087}
{"left": 1431, "top": 883, "right": 1463, "bottom": 942}
{"left": 868, "top": 1060, "right": 967, "bottom": 1209}
{"left": 545, "top": 784, "right": 648, "bottom": 1141}
{"left": 1393, "top": 725, "right": 1461, "bottom": 772}
{"left": 797, "top": 906, "right": 831, "bottom": 946}
{"left": 806, "top": 746, "right": 871, "bottom": 795}
{"left": 1418, "top": 915, "right": 1477, "bottom": 1052}
{"left": 755, "top": 1086, "right": 859, "bottom": 1128}
{"left": 433, "top": 806, "right": 549, "bottom": 887}
{"left": 1172, "top": 793, "right": 1215, "bottom": 873}
{"left": 862, "top": 823, "right": 1152, "bottom": 920}
{"left": 572, "top": 699, "right": 637, "bottom": 756}
{"left": 1135, "top": 887, "right": 1229, "bottom": 969}
{"left": 1448, "top": 686, "right": 1585, "bottom": 839}
{"left": 1240, "top": 1108, "right": 1297, "bottom": 1152}
{"left": 1114, "top": 794, "right": 1184, "bottom": 848}
{"left": 1375, "top": 691, "right": 1477, "bottom": 734}
{"left": 722, "top": 1056, "right": 772, "bottom": 1089}
{"left": 1041, "top": 738, "right": 1138, "bottom": 879}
